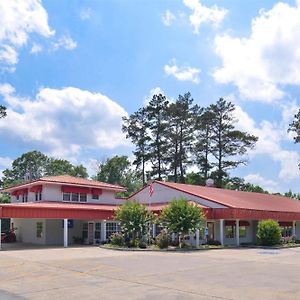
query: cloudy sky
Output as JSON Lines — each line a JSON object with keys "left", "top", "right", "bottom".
{"left": 0, "top": 0, "right": 300, "bottom": 193}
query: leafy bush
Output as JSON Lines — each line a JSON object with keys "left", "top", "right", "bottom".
{"left": 110, "top": 232, "right": 125, "bottom": 246}
{"left": 207, "top": 239, "right": 221, "bottom": 246}
{"left": 156, "top": 231, "right": 170, "bottom": 249}
{"left": 256, "top": 220, "right": 281, "bottom": 246}
{"left": 138, "top": 240, "right": 147, "bottom": 249}
{"left": 115, "top": 200, "right": 155, "bottom": 241}
{"left": 160, "top": 198, "right": 206, "bottom": 248}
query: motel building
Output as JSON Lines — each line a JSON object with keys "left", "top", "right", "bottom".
{"left": 1, "top": 175, "right": 300, "bottom": 248}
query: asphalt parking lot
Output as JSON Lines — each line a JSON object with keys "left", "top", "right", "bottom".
{"left": 0, "top": 245, "right": 300, "bottom": 300}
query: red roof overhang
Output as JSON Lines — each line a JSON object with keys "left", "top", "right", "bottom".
{"left": 0, "top": 202, "right": 116, "bottom": 220}
{"left": 212, "top": 208, "right": 300, "bottom": 221}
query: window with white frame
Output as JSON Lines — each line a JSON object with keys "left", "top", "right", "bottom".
{"left": 63, "top": 192, "right": 71, "bottom": 201}
{"left": 35, "top": 192, "right": 42, "bottom": 201}
{"left": 22, "top": 193, "right": 28, "bottom": 203}
{"left": 95, "top": 222, "right": 101, "bottom": 240}
{"left": 92, "top": 194, "right": 99, "bottom": 200}
{"left": 106, "top": 222, "right": 121, "bottom": 239}
{"left": 63, "top": 192, "right": 87, "bottom": 203}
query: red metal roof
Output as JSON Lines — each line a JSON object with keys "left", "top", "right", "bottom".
{"left": 1, "top": 175, "right": 126, "bottom": 193}
{"left": 0, "top": 201, "right": 117, "bottom": 220}
{"left": 154, "top": 181, "right": 300, "bottom": 213}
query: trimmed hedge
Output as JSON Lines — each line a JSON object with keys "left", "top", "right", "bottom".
{"left": 256, "top": 219, "right": 281, "bottom": 246}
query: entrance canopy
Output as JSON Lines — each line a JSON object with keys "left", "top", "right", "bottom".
{"left": 0, "top": 202, "right": 116, "bottom": 220}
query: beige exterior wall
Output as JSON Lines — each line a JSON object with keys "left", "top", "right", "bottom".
{"left": 10, "top": 183, "right": 121, "bottom": 204}
{"left": 12, "top": 218, "right": 46, "bottom": 245}
{"left": 129, "top": 182, "right": 226, "bottom": 208}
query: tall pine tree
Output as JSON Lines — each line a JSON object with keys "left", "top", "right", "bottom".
{"left": 145, "top": 94, "right": 169, "bottom": 180}
{"left": 122, "top": 108, "right": 150, "bottom": 185}
{"left": 166, "top": 93, "right": 196, "bottom": 183}
{"left": 208, "top": 98, "right": 258, "bottom": 187}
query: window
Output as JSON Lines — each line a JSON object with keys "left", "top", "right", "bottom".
{"left": 225, "top": 226, "right": 235, "bottom": 238}
{"left": 36, "top": 222, "right": 43, "bottom": 238}
{"left": 92, "top": 194, "right": 99, "bottom": 200}
{"left": 72, "top": 193, "right": 79, "bottom": 202}
{"left": 16, "top": 195, "right": 19, "bottom": 201}
{"left": 239, "top": 226, "right": 247, "bottom": 238}
{"left": 95, "top": 222, "right": 101, "bottom": 240}
{"left": 35, "top": 192, "right": 42, "bottom": 201}
{"left": 82, "top": 223, "right": 88, "bottom": 239}
{"left": 106, "top": 222, "right": 121, "bottom": 239}
{"left": 225, "top": 225, "right": 247, "bottom": 238}
{"left": 79, "top": 193, "right": 87, "bottom": 202}
{"left": 63, "top": 192, "right": 71, "bottom": 201}
{"left": 22, "top": 193, "right": 28, "bottom": 203}
{"left": 281, "top": 226, "right": 293, "bottom": 237}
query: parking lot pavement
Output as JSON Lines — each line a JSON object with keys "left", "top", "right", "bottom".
{"left": 1, "top": 246, "right": 300, "bottom": 299}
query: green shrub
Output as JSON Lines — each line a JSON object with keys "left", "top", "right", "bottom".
{"left": 256, "top": 220, "right": 281, "bottom": 246}
{"left": 138, "top": 240, "right": 147, "bottom": 249}
{"left": 156, "top": 231, "right": 170, "bottom": 249}
{"left": 110, "top": 232, "right": 125, "bottom": 246}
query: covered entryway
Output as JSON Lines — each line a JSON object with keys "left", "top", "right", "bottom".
{"left": 0, "top": 202, "right": 116, "bottom": 250}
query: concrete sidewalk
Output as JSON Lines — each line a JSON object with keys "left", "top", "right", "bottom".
{"left": 0, "top": 246, "right": 300, "bottom": 299}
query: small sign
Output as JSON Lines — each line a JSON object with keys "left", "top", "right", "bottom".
{"left": 62, "top": 220, "right": 74, "bottom": 228}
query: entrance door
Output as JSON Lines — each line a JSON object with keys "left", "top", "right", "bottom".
{"left": 88, "top": 222, "right": 94, "bottom": 244}
{"left": 207, "top": 222, "right": 214, "bottom": 240}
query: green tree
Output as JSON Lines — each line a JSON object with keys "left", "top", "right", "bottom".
{"left": 2, "top": 151, "right": 48, "bottom": 186}
{"left": 0, "top": 105, "right": 6, "bottom": 119}
{"left": 224, "top": 177, "right": 268, "bottom": 193}
{"left": 166, "top": 93, "right": 196, "bottom": 183}
{"left": 208, "top": 98, "right": 258, "bottom": 187}
{"left": 95, "top": 155, "right": 142, "bottom": 195}
{"left": 115, "top": 200, "right": 154, "bottom": 242}
{"left": 289, "top": 109, "right": 300, "bottom": 143}
{"left": 160, "top": 198, "right": 206, "bottom": 248}
{"left": 194, "top": 109, "right": 214, "bottom": 180}
{"left": 256, "top": 220, "right": 281, "bottom": 246}
{"left": 288, "top": 109, "right": 300, "bottom": 167}
{"left": 122, "top": 108, "right": 150, "bottom": 185}
{"left": 145, "top": 94, "right": 169, "bottom": 180}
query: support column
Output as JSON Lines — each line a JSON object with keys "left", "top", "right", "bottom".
{"left": 236, "top": 219, "right": 240, "bottom": 246}
{"left": 220, "top": 219, "right": 224, "bottom": 246}
{"left": 152, "top": 224, "right": 156, "bottom": 238}
{"left": 63, "top": 219, "right": 68, "bottom": 248}
{"left": 101, "top": 220, "right": 107, "bottom": 242}
{"left": 293, "top": 221, "right": 296, "bottom": 237}
{"left": 195, "top": 229, "right": 200, "bottom": 247}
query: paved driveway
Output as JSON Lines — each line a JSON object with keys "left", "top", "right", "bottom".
{"left": 0, "top": 246, "right": 300, "bottom": 299}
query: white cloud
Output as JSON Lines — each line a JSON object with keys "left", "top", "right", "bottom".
{"left": 164, "top": 59, "right": 200, "bottom": 83}
{"left": 30, "top": 43, "right": 43, "bottom": 54}
{"left": 234, "top": 105, "right": 300, "bottom": 181}
{"left": 0, "top": 156, "right": 13, "bottom": 179}
{"left": 0, "top": 0, "right": 54, "bottom": 70}
{"left": 80, "top": 8, "right": 92, "bottom": 20}
{"left": 52, "top": 35, "right": 77, "bottom": 51}
{"left": 214, "top": 2, "right": 300, "bottom": 102}
{"left": 183, "top": 0, "right": 227, "bottom": 33}
{"left": 244, "top": 173, "right": 278, "bottom": 192}
{"left": 0, "top": 85, "right": 128, "bottom": 158}
{"left": 162, "top": 10, "right": 176, "bottom": 26}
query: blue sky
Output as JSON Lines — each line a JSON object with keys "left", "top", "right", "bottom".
{"left": 0, "top": 0, "right": 300, "bottom": 193}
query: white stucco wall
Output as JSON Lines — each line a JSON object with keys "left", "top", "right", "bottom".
{"left": 45, "top": 219, "right": 83, "bottom": 245}
{"left": 10, "top": 183, "right": 121, "bottom": 204}
{"left": 129, "top": 182, "right": 226, "bottom": 208}
{"left": 12, "top": 218, "right": 46, "bottom": 245}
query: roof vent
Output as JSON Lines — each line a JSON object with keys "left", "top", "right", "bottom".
{"left": 205, "top": 178, "right": 214, "bottom": 187}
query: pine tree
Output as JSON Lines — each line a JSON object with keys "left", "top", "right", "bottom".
{"left": 166, "top": 93, "right": 196, "bottom": 183}
{"left": 145, "top": 94, "right": 169, "bottom": 180}
{"left": 122, "top": 108, "right": 150, "bottom": 185}
{"left": 0, "top": 105, "right": 7, "bottom": 119}
{"left": 208, "top": 98, "right": 258, "bottom": 187}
